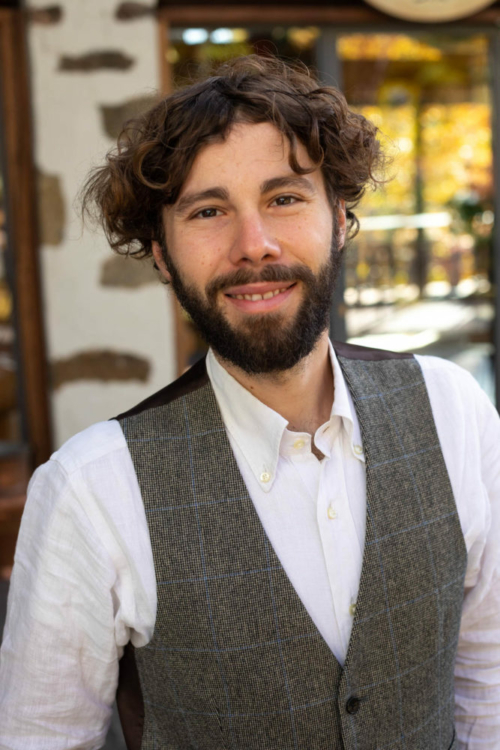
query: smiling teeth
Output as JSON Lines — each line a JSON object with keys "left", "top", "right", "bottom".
{"left": 233, "top": 287, "right": 288, "bottom": 301}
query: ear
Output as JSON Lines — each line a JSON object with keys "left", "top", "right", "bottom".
{"left": 152, "top": 239, "right": 172, "bottom": 284}
{"left": 336, "top": 199, "right": 347, "bottom": 249}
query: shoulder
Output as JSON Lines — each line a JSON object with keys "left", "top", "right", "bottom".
{"left": 48, "top": 358, "right": 209, "bottom": 475}
{"left": 24, "top": 420, "right": 132, "bottom": 520}
{"left": 415, "top": 354, "right": 498, "bottom": 441}
{"left": 26, "top": 420, "right": 148, "bottom": 567}
{"left": 116, "top": 356, "right": 208, "bottom": 420}
{"left": 21, "top": 420, "right": 132, "bottom": 575}
{"left": 416, "top": 354, "right": 493, "bottom": 407}
{"left": 416, "top": 353, "right": 478, "bottom": 379}
{"left": 42, "top": 357, "right": 209, "bottom": 484}
{"left": 333, "top": 342, "right": 498, "bottom": 439}
{"left": 48, "top": 419, "right": 128, "bottom": 478}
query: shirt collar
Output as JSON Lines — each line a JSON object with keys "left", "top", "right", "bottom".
{"left": 329, "top": 342, "right": 365, "bottom": 462}
{"left": 206, "top": 341, "right": 363, "bottom": 493}
{"left": 206, "top": 349, "right": 287, "bottom": 492}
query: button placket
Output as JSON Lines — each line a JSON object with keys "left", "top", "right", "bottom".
{"left": 318, "top": 427, "right": 362, "bottom": 655}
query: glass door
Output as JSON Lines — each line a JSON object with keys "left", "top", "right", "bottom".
{"left": 163, "top": 24, "right": 496, "bottom": 402}
{"left": 336, "top": 33, "right": 495, "bottom": 400}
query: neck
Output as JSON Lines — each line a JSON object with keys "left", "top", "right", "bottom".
{"left": 214, "top": 331, "right": 334, "bottom": 435}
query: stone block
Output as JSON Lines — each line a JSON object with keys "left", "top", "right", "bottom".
{"left": 52, "top": 350, "right": 151, "bottom": 389}
{"left": 100, "top": 94, "right": 158, "bottom": 139}
{"left": 115, "top": 2, "right": 155, "bottom": 20}
{"left": 59, "top": 51, "right": 135, "bottom": 72}
{"left": 28, "top": 6, "right": 63, "bottom": 24}
{"left": 100, "top": 255, "right": 159, "bottom": 287}
{"left": 36, "top": 170, "right": 65, "bottom": 246}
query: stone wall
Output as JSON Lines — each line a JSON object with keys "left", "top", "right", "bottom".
{"left": 27, "top": 0, "right": 176, "bottom": 447}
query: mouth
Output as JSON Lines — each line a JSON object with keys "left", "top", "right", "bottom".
{"left": 223, "top": 282, "right": 297, "bottom": 313}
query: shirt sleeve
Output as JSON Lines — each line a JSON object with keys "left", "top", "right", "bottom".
{"left": 452, "top": 373, "right": 500, "bottom": 748}
{"left": 0, "top": 458, "right": 120, "bottom": 750}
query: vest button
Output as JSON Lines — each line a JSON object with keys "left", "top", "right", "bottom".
{"left": 346, "top": 696, "right": 361, "bottom": 714}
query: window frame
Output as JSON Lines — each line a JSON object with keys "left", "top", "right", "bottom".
{"left": 0, "top": 8, "right": 52, "bottom": 467}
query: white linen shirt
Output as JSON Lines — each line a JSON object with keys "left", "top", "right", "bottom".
{"left": 1, "top": 344, "right": 500, "bottom": 749}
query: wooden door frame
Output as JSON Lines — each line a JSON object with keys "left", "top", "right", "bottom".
{"left": 0, "top": 9, "right": 52, "bottom": 467}
{"left": 158, "top": 3, "right": 500, "bottom": 27}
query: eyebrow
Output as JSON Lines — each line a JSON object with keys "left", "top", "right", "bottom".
{"left": 174, "top": 175, "right": 317, "bottom": 216}
{"left": 260, "top": 175, "right": 317, "bottom": 195}
{"left": 174, "top": 187, "right": 230, "bottom": 216}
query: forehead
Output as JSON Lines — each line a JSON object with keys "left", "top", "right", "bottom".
{"left": 178, "top": 121, "right": 316, "bottom": 194}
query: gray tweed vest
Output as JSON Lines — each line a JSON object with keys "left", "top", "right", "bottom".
{"left": 115, "top": 342, "right": 466, "bottom": 750}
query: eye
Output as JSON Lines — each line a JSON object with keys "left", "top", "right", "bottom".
{"left": 272, "top": 195, "right": 301, "bottom": 207}
{"left": 192, "top": 207, "right": 222, "bottom": 219}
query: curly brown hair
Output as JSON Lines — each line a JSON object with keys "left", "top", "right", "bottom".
{"left": 82, "top": 54, "right": 385, "bottom": 259}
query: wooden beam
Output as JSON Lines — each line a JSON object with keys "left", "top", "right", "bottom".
{"left": 158, "top": 4, "right": 500, "bottom": 27}
{"left": 159, "top": 5, "right": 388, "bottom": 24}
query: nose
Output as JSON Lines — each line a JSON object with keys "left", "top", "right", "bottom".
{"left": 228, "top": 213, "right": 282, "bottom": 266}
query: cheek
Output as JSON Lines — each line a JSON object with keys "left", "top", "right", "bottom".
{"left": 281, "top": 215, "right": 333, "bottom": 260}
{"left": 177, "top": 245, "right": 221, "bottom": 290}
{"left": 167, "top": 226, "right": 217, "bottom": 280}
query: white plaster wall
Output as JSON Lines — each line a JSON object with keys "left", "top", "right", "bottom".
{"left": 27, "top": 0, "right": 176, "bottom": 447}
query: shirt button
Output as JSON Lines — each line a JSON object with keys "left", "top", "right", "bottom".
{"left": 353, "top": 444, "right": 363, "bottom": 455}
{"left": 327, "top": 506, "right": 338, "bottom": 520}
{"left": 349, "top": 602, "right": 357, "bottom": 616}
{"left": 293, "top": 439, "right": 305, "bottom": 450}
{"left": 260, "top": 472, "right": 271, "bottom": 483}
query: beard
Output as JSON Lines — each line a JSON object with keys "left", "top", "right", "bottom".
{"left": 163, "top": 237, "right": 342, "bottom": 375}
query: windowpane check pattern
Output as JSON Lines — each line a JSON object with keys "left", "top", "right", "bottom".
{"left": 119, "top": 351, "right": 466, "bottom": 750}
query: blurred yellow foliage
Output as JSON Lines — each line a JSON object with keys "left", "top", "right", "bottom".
{"left": 353, "top": 104, "right": 418, "bottom": 215}
{"left": 421, "top": 103, "right": 491, "bottom": 207}
{"left": 338, "top": 35, "right": 442, "bottom": 61}
{"left": 287, "top": 27, "right": 320, "bottom": 50}
{"left": 354, "top": 102, "right": 492, "bottom": 215}
{"left": 0, "top": 282, "right": 12, "bottom": 323}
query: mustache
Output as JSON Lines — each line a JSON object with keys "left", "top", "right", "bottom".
{"left": 205, "top": 264, "right": 316, "bottom": 302}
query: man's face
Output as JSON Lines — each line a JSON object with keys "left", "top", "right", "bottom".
{"left": 152, "top": 122, "right": 346, "bottom": 374}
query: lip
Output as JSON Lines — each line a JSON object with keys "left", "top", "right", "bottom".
{"left": 224, "top": 282, "right": 297, "bottom": 313}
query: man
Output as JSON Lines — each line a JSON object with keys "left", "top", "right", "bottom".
{"left": 0, "top": 55, "right": 499, "bottom": 749}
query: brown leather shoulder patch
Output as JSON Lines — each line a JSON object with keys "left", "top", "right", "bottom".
{"left": 116, "top": 642, "right": 144, "bottom": 750}
{"left": 332, "top": 340, "right": 414, "bottom": 362}
{"left": 115, "top": 356, "right": 208, "bottom": 420}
